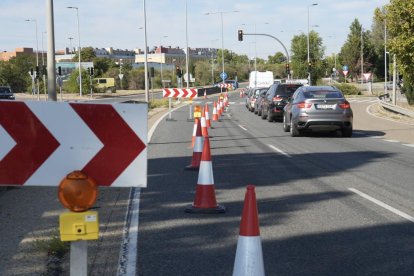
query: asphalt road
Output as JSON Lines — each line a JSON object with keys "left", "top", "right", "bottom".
{"left": 1, "top": 91, "right": 413, "bottom": 275}
{"left": 138, "top": 93, "right": 414, "bottom": 275}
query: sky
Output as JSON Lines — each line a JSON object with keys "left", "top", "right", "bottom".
{"left": 1, "top": 0, "right": 389, "bottom": 59}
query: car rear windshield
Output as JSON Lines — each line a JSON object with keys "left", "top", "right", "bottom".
{"left": 303, "top": 90, "right": 343, "bottom": 99}
{"left": 276, "top": 84, "right": 302, "bottom": 96}
{"left": 0, "top": 87, "right": 11, "bottom": 94}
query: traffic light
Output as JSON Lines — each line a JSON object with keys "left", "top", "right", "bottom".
{"left": 90, "top": 67, "right": 94, "bottom": 76}
{"left": 58, "top": 66, "right": 62, "bottom": 76}
{"left": 35, "top": 66, "right": 40, "bottom": 79}
{"left": 30, "top": 68, "right": 34, "bottom": 76}
{"left": 42, "top": 65, "right": 46, "bottom": 76}
{"left": 285, "top": 63, "right": 290, "bottom": 74}
{"left": 150, "top": 67, "right": 155, "bottom": 78}
{"left": 308, "top": 62, "right": 312, "bottom": 71}
{"left": 238, "top": 30, "right": 243, "bottom": 41}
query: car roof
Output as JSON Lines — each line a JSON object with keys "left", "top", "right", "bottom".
{"left": 300, "top": 85, "right": 339, "bottom": 92}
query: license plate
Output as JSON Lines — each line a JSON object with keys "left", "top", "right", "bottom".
{"left": 317, "top": 104, "right": 334, "bottom": 109}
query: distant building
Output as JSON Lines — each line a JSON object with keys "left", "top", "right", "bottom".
{"left": 0, "top": 48, "right": 45, "bottom": 62}
{"left": 135, "top": 46, "right": 218, "bottom": 68}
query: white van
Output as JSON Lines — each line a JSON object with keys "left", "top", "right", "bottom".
{"left": 249, "top": 71, "right": 274, "bottom": 88}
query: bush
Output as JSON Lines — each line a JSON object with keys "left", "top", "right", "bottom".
{"left": 333, "top": 83, "right": 361, "bottom": 95}
{"left": 148, "top": 98, "right": 170, "bottom": 109}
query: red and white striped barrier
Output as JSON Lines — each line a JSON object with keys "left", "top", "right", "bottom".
{"left": 163, "top": 88, "right": 198, "bottom": 98}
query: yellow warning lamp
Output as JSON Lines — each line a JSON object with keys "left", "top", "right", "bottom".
{"left": 193, "top": 105, "right": 202, "bottom": 119}
{"left": 58, "top": 170, "right": 98, "bottom": 212}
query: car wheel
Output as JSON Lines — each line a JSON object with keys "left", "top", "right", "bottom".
{"left": 261, "top": 108, "right": 267, "bottom": 119}
{"left": 290, "top": 121, "right": 300, "bottom": 137}
{"left": 283, "top": 115, "right": 290, "bottom": 132}
{"left": 267, "top": 110, "right": 273, "bottom": 122}
{"left": 342, "top": 126, "right": 353, "bottom": 137}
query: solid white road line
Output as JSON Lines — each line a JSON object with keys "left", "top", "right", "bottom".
{"left": 268, "top": 144, "right": 291, "bottom": 158}
{"left": 119, "top": 103, "right": 189, "bottom": 275}
{"left": 348, "top": 188, "right": 414, "bottom": 223}
{"left": 238, "top": 124, "right": 248, "bottom": 131}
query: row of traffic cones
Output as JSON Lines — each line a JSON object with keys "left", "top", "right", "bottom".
{"left": 184, "top": 92, "right": 265, "bottom": 275}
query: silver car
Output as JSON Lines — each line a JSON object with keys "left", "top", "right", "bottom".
{"left": 283, "top": 86, "right": 353, "bottom": 137}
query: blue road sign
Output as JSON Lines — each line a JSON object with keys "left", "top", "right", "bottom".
{"left": 220, "top": 72, "right": 228, "bottom": 80}
{"left": 342, "top": 65, "right": 349, "bottom": 71}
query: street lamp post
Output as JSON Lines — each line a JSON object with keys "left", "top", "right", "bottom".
{"left": 25, "top": 19, "right": 40, "bottom": 100}
{"left": 67, "top": 6, "right": 82, "bottom": 97}
{"left": 205, "top": 10, "right": 239, "bottom": 88}
{"left": 384, "top": 19, "right": 388, "bottom": 94}
{"left": 307, "top": 3, "right": 318, "bottom": 85}
{"left": 68, "top": 37, "right": 74, "bottom": 54}
{"left": 42, "top": 31, "right": 47, "bottom": 99}
{"left": 159, "top": 35, "right": 168, "bottom": 88}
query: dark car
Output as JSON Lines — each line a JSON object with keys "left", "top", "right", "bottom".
{"left": 283, "top": 86, "right": 353, "bottom": 137}
{"left": 0, "top": 86, "right": 15, "bottom": 100}
{"left": 261, "top": 83, "right": 303, "bottom": 122}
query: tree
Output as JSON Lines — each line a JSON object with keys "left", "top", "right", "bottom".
{"left": 0, "top": 55, "right": 34, "bottom": 92}
{"left": 290, "top": 31, "right": 324, "bottom": 83}
{"left": 93, "top": 57, "right": 115, "bottom": 77}
{"left": 370, "top": 7, "right": 387, "bottom": 80}
{"left": 339, "top": 19, "right": 375, "bottom": 82}
{"left": 386, "top": 0, "right": 414, "bottom": 104}
{"left": 72, "top": 46, "right": 96, "bottom": 62}
{"left": 268, "top": 52, "right": 286, "bottom": 64}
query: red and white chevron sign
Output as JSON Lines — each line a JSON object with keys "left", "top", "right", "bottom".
{"left": 0, "top": 101, "right": 147, "bottom": 187}
{"left": 218, "top": 83, "right": 233, "bottom": 89}
{"left": 163, "top": 88, "right": 198, "bottom": 98}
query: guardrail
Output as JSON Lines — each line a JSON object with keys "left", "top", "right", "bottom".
{"left": 379, "top": 99, "right": 414, "bottom": 118}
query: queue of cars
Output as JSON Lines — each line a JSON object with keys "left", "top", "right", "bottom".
{"left": 244, "top": 82, "right": 353, "bottom": 137}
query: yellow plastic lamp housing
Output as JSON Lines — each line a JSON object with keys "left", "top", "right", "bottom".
{"left": 193, "top": 105, "right": 202, "bottom": 118}
{"left": 58, "top": 171, "right": 98, "bottom": 212}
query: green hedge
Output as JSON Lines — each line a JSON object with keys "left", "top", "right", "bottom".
{"left": 333, "top": 83, "right": 361, "bottom": 95}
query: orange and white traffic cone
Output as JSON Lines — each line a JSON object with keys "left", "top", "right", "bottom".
{"left": 186, "top": 119, "right": 203, "bottom": 171}
{"left": 204, "top": 89, "right": 207, "bottom": 99}
{"left": 200, "top": 107, "right": 211, "bottom": 138}
{"left": 185, "top": 136, "right": 226, "bottom": 213}
{"left": 219, "top": 99, "right": 224, "bottom": 116}
{"left": 212, "top": 101, "right": 219, "bottom": 122}
{"left": 205, "top": 103, "right": 212, "bottom": 128}
{"left": 191, "top": 118, "right": 198, "bottom": 148}
{"left": 232, "top": 185, "right": 265, "bottom": 276}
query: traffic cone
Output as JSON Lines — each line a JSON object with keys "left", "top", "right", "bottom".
{"left": 232, "top": 185, "right": 264, "bottom": 276}
{"left": 185, "top": 136, "right": 226, "bottom": 213}
{"left": 212, "top": 101, "right": 219, "bottom": 122}
{"left": 200, "top": 107, "right": 211, "bottom": 138}
{"left": 191, "top": 118, "right": 198, "bottom": 148}
{"left": 205, "top": 103, "right": 212, "bottom": 128}
{"left": 204, "top": 89, "right": 207, "bottom": 99}
{"left": 186, "top": 119, "right": 203, "bottom": 171}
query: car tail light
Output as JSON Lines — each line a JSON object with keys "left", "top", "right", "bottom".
{"left": 296, "top": 102, "right": 312, "bottom": 109}
{"left": 272, "top": 96, "right": 282, "bottom": 102}
{"left": 339, "top": 101, "right": 351, "bottom": 109}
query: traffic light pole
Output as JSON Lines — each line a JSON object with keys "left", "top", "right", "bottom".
{"left": 238, "top": 32, "right": 290, "bottom": 79}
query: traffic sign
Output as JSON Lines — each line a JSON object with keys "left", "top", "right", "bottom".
{"left": 342, "top": 65, "right": 348, "bottom": 71}
{"left": 0, "top": 101, "right": 147, "bottom": 187}
{"left": 119, "top": 74, "right": 124, "bottom": 80}
{"left": 343, "top": 71, "right": 349, "bottom": 77}
{"left": 220, "top": 72, "right": 228, "bottom": 80}
{"left": 163, "top": 88, "right": 198, "bottom": 98}
{"left": 363, "top": 73, "right": 372, "bottom": 81}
